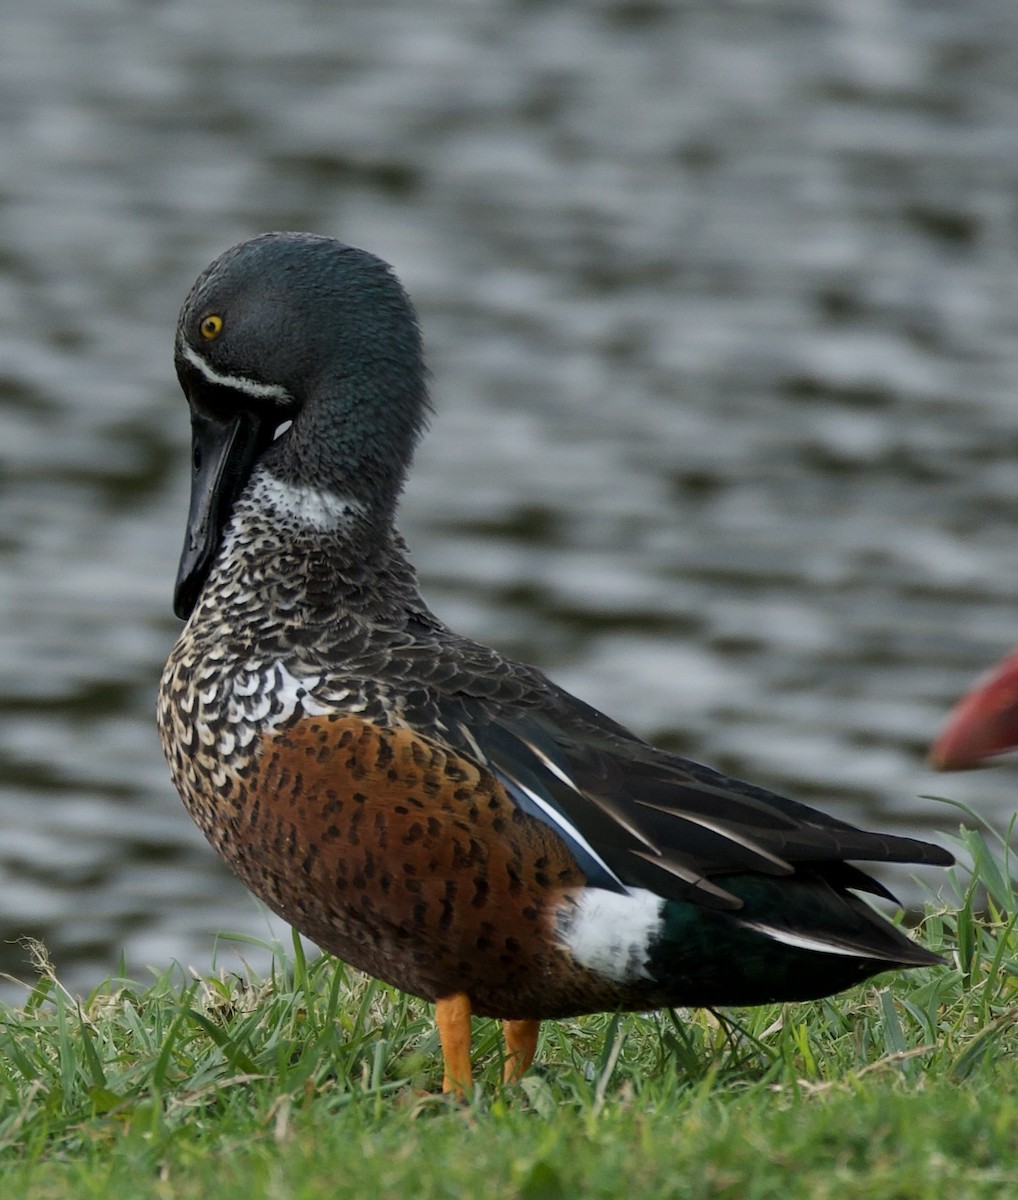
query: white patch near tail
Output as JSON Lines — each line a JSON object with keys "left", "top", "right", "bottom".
{"left": 558, "top": 887, "right": 664, "bottom": 983}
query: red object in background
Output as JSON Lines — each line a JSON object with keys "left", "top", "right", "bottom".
{"left": 930, "top": 647, "right": 1018, "bottom": 770}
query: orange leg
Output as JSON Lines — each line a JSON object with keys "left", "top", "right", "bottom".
{"left": 502, "top": 1018, "right": 541, "bottom": 1084}
{"left": 436, "top": 993, "right": 473, "bottom": 1098}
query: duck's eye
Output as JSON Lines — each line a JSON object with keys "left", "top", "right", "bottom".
{"left": 200, "top": 314, "right": 224, "bottom": 340}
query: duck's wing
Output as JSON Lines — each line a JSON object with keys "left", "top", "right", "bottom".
{"left": 436, "top": 686, "right": 953, "bottom": 912}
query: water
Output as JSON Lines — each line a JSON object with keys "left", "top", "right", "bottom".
{"left": 3, "top": 0, "right": 1018, "bottom": 997}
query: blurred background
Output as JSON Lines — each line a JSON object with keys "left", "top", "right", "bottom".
{"left": 2, "top": 0, "right": 1017, "bottom": 997}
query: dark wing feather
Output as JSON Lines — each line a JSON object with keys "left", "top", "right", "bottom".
{"left": 436, "top": 684, "right": 953, "bottom": 911}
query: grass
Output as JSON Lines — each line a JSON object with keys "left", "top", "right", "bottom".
{"left": 2, "top": 805, "right": 1018, "bottom": 1198}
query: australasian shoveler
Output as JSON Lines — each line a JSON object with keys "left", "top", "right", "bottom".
{"left": 930, "top": 646, "right": 1018, "bottom": 770}
{"left": 158, "top": 233, "right": 952, "bottom": 1096}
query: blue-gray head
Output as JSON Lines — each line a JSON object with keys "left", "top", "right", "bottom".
{"left": 172, "top": 232, "right": 430, "bottom": 619}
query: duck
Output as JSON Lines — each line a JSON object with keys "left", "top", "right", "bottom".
{"left": 930, "top": 646, "right": 1018, "bottom": 770}
{"left": 158, "top": 232, "right": 952, "bottom": 1096}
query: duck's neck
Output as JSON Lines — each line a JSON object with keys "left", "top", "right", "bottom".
{"left": 264, "top": 371, "right": 427, "bottom": 526}
{"left": 188, "top": 462, "right": 429, "bottom": 652}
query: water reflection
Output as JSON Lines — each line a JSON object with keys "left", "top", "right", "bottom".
{"left": 2, "top": 0, "right": 1018, "bottom": 995}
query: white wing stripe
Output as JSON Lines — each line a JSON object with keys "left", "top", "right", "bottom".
{"left": 739, "top": 919, "right": 881, "bottom": 959}
{"left": 633, "top": 799, "right": 792, "bottom": 872}
{"left": 514, "top": 733, "right": 659, "bottom": 853}
{"left": 505, "top": 774, "right": 624, "bottom": 890}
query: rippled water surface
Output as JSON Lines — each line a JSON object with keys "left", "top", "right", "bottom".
{"left": 3, "top": 0, "right": 1018, "bottom": 996}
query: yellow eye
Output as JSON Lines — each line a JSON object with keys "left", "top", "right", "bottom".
{"left": 200, "top": 314, "right": 223, "bottom": 340}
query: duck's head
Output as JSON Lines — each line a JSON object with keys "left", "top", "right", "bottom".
{"left": 172, "top": 232, "right": 429, "bottom": 619}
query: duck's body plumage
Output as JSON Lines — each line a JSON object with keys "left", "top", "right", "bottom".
{"left": 158, "top": 233, "right": 951, "bottom": 1092}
